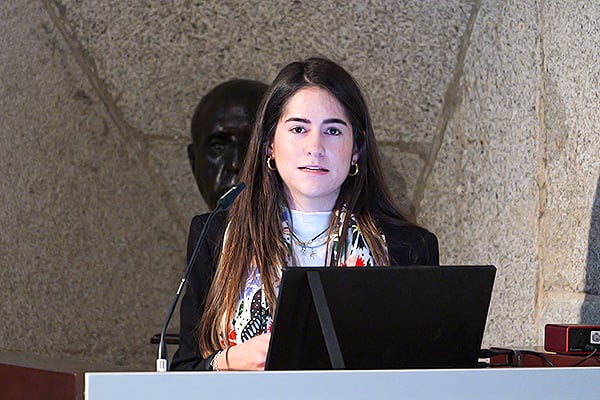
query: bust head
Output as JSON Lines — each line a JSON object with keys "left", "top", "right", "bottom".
{"left": 188, "top": 79, "right": 267, "bottom": 209}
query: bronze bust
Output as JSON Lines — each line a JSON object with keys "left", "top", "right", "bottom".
{"left": 188, "top": 79, "right": 267, "bottom": 209}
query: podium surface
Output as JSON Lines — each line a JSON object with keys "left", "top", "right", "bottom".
{"left": 86, "top": 367, "right": 600, "bottom": 400}
{"left": 0, "top": 351, "right": 123, "bottom": 400}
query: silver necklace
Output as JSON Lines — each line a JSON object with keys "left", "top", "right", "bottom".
{"left": 291, "top": 227, "right": 328, "bottom": 258}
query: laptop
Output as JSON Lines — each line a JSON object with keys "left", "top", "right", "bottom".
{"left": 265, "top": 265, "right": 496, "bottom": 370}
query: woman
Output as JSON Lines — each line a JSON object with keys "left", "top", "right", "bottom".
{"left": 170, "top": 57, "right": 439, "bottom": 371}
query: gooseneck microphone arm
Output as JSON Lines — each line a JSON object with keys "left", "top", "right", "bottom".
{"left": 156, "top": 182, "right": 246, "bottom": 372}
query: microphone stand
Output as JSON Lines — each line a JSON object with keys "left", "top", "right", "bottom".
{"left": 156, "top": 182, "right": 245, "bottom": 372}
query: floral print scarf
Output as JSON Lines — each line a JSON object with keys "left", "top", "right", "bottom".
{"left": 225, "top": 207, "right": 378, "bottom": 346}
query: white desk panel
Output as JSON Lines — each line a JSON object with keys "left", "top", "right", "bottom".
{"left": 86, "top": 367, "right": 600, "bottom": 400}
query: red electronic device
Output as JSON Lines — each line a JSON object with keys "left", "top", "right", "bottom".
{"left": 544, "top": 324, "right": 600, "bottom": 354}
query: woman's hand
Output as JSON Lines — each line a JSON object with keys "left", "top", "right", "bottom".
{"left": 217, "top": 333, "right": 271, "bottom": 371}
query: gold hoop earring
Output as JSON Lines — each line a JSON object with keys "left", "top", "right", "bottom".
{"left": 349, "top": 162, "right": 359, "bottom": 177}
{"left": 266, "top": 156, "right": 277, "bottom": 171}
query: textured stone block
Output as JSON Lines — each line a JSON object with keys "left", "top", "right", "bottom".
{"left": 0, "top": 1, "right": 186, "bottom": 369}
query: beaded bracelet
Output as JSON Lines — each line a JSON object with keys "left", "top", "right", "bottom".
{"left": 210, "top": 350, "right": 223, "bottom": 371}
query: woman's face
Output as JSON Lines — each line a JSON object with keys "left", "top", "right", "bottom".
{"left": 270, "top": 86, "right": 358, "bottom": 212}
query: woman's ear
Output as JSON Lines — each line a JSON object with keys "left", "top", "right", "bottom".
{"left": 352, "top": 146, "right": 359, "bottom": 164}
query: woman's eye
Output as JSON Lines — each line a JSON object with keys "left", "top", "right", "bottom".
{"left": 325, "top": 127, "right": 341, "bottom": 136}
{"left": 290, "top": 126, "right": 305, "bottom": 134}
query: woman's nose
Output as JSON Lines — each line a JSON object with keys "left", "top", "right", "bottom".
{"left": 304, "top": 131, "right": 325, "bottom": 157}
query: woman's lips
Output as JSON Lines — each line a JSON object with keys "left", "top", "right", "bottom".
{"left": 299, "top": 166, "right": 329, "bottom": 172}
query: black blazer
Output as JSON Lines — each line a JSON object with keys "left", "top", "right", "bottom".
{"left": 170, "top": 211, "right": 439, "bottom": 370}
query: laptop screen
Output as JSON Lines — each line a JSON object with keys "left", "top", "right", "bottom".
{"left": 265, "top": 265, "right": 496, "bottom": 370}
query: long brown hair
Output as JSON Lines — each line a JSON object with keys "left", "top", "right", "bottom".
{"left": 198, "top": 57, "right": 412, "bottom": 356}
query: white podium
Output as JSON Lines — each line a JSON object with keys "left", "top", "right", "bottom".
{"left": 86, "top": 367, "right": 600, "bottom": 400}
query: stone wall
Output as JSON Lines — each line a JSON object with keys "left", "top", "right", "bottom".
{"left": 1, "top": 0, "right": 598, "bottom": 369}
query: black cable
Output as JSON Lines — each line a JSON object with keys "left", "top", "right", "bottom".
{"left": 479, "top": 348, "right": 517, "bottom": 368}
{"left": 482, "top": 348, "right": 555, "bottom": 367}
{"left": 483, "top": 346, "right": 600, "bottom": 368}
{"left": 571, "top": 346, "right": 599, "bottom": 367}
{"left": 516, "top": 350, "right": 555, "bottom": 367}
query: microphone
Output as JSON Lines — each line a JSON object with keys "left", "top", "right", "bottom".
{"left": 215, "top": 182, "right": 246, "bottom": 210}
{"left": 156, "top": 182, "right": 246, "bottom": 372}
